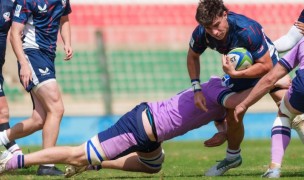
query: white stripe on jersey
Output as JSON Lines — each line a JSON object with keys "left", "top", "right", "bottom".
{"left": 261, "top": 29, "right": 280, "bottom": 61}
{"left": 23, "top": 15, "right": 39, "bottom": 50}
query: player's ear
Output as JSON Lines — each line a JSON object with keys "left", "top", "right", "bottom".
{"left": 222, "top": 11, "right": 227, "bottom": 19}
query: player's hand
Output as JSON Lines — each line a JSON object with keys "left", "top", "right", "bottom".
{"left": 234, "top": 104, "right": 247, "bottom": 123}
{"left": 222, "top": 55, "right": 237, "bottom": 78}
{"left": 295, "top": 21, "right": 304, "bottom": 35}
{"left": 194, "top": 92, "right": 208, "bottom": 112}
{"left": 64, "top": 45, "right": 73, "bottom": 60}
{"left": 19, "top": 62, "right": 32, "bottom": 89}
{"left": 204, "top": 131, "right": 227, "bottom": 147}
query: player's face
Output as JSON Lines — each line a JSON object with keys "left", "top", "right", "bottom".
{"left": 204, "top": 12, "right": 229, "bottom": 40}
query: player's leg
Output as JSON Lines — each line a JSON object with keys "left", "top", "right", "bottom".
{"left": 31, "top": 81, "right": 65, "bottom": 175}
{"left": 65, "top": 103, "right": 163, "bottom": 177}
{"left": 271, "top": 77, "right": 304, "bottom": 143}
{"left": 262, "top": 96, "right": 294, "bottom": 178}
{"left": 205, "top": 89, "right": 253, "bottom": 176}
{"left": 23, "top": 50, "right": 65, "bottom": 175}
{"left": 264, "top": 81, "right": 304, "bottom": 178}
{"left": 33, "top": 81, "right": 64, "bottom": 149}
{"left": 0, "top": 92, "right": 46, "bottom": 145}
{"left": 101, "top": 146, "right": 164, "bottom": 173}
{"left": 0, "top": 95, "right": 22, "bottom": 155}
{"left": 0, "top": 144, "right": 87, "bottom": 173}
{"left": 205, "top": 109, "right": 242, "bottom": 176}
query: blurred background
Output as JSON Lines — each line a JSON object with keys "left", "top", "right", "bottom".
{"left": 3, "top": 0, "right": 303, "bottom": 144}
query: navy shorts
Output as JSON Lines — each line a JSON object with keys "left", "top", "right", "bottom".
{"left": 97, "top": 103, "right": 161, "bottom": 160}
{"left": 289, "top": 69, "right": 304, "bottom": 112}
{"left": 20, "top": 49, "right": 56, "bottom": 92}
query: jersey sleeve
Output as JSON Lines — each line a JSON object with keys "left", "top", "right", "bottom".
{"left": 189, "top": 25, "right": 207, "bottom": 54}
{"left": 278, "top": 39, "right": 304, "bottom": 72}
{"left": 12, "top": 0, "right": 33, "bottom": 24}
{"left": 63, "top": 0, "right": 72, "bottom": 16}
{"left": 239, "top": 24, "right": 269, "bottom": 61}
{"left": 298, "top": 9, "right": 304, "bottom": 23}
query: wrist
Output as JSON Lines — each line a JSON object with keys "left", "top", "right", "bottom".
{"left": 191, "top": 79, "right": 201, "bottom": 92}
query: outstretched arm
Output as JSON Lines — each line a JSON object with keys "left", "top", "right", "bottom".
{"left": 234, "top": 63, "right": 288, "bottom": 121}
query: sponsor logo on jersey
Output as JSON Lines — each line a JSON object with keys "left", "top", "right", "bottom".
{"left": 39, "top": 67, "right": 50, "bottom": 76}
{"left": 3, "top": 12, "right": 10, "bottom": 22}
{"left": 0, "top": 84, "right": 3, "bottom": 93}
{"left": 38, "top": 4, "right": 47, "bottom": 13}
{"left": 14, "top": 4, "right": 22, "bottom": 17}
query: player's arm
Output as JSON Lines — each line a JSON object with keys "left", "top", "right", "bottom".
{"left": 60, "top": 15, "right": 73, "bottom": 60}
{"left": 223, "top": 51, "right": 273, "bottom": 79}
{"left": 275, "top": 9, "right": 304, "bottom": 52}
{"left": 187, "top": 48, "right": 208, "bottom": 112}
{"left": 234, "top": 63, "right": 288, "bottom": 121}
{"left": 204, "top": 119, "right": 227, "bottom": 147}
{"left": 10, "top": 22, "right": 32, "bottom": 88}
{"left": 274, "top": 24, "right": 304, "bottom": 53}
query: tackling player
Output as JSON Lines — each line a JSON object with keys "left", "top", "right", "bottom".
{"left": 235, "top": 38, "right": 304, "bottom": 178}
{"left": 0, "top": 77, "right": 251, "bottom": 177}
{"left": 235, "top": 9, "right": 304, "bottom": 178}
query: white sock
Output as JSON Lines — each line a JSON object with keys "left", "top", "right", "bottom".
{"left": 42, "top": 164, "right": 55, "bottom": 167}
{"left": 226, "top": 148, "right": 241, "bottom": 160}
{"left": 0, "top": 130, "right": 10, "bottom": 146}
{"left": 8, "top": 144, "right": 23, "bottom": 155}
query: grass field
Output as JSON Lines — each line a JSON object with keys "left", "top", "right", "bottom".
{"left": 1, "top": 139, "right": 304, "bottom": 179}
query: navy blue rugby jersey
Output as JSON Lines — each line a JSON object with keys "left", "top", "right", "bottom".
{"left": 0, "top": 0, "right": 14, "bottom": 63}
{"left": 190, "top": 12, "right": 279, "bottom": 92}
{"left": 12, "top": 0, "right": 72, "bottom": 58}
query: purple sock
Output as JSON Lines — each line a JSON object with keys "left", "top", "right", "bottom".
{"left": 271, "top": 125, "right": 291, "bottom": 165}
{"left": 5, "top": 154, "right": 24, "bottom": 170}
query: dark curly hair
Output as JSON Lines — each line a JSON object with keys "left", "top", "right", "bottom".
{"left": 195, "top": 0, "right": 228, "bottom": 26}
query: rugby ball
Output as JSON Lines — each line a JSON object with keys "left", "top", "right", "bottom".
{"left": 227, "top": 47, "right": 253, "bottom": 70}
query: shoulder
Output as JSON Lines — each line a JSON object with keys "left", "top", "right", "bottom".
{"left": 230, "top": 13, "right": 264, "bottom": 46}
{"left": 192, "top": 25, "right": 205, "bottom": 37}
{"left": 229, "top": 12, "right": 262, "bottom": 34}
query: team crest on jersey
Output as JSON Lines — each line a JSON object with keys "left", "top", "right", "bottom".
{"left": 3, "top": 12, "right": 10, "bottom": 22}
{"left": 62, "top": 0, "right": 67, "bottom": 8}
{"left": 38, "top": 4, "right": 48, "bottom": 13}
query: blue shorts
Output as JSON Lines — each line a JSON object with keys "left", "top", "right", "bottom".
{"left": 97, "top": 103, "right": 160, "bottom": 160}
{"left": 288, "top": 69, "right": 304, "bottom": 112}
{"left": 20, "top": 49, "right": 56, "bottom": 92}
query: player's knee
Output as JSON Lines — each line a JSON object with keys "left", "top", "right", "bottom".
{"left": 68, "top": 145, "right": 88, "bottom": 166}
{"left": 139, "top": 149, "right": 165, "bottom": 173}
{"left": 279, "top": 99, "right": 296, "bottom": 120}
{"left": 0, "top": 107, "right": 9, "bottom": 122}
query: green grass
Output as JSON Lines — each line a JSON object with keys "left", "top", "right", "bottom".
{"left": 1, "top": 139, "right": 304, "bottom": 179}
